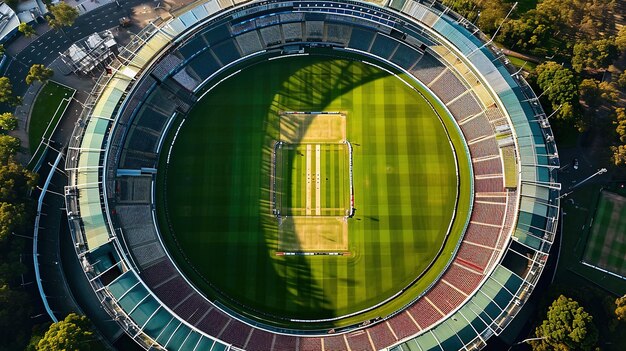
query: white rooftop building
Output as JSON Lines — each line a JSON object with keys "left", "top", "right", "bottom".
{"left": 60, "top": 30, "right": 117, "bottom": 74}
{"left": 16, "top": 0, "right": 47, "bottom": 23}
{"left": 0, "top": 2, "right": 20, "bottom": 43}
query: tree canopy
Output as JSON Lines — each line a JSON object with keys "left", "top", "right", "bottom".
{"left": 0, "top": 77, "right": 19, "bottom": 106}
{"left": 497, "top": 0, "right": 616, "bottom": 53}
{"left": 18, "top": 23, "right": 36, "bottom": 38}
{"left": 612, "top": 145, "right": 626, "bottom": 166}
{"left": 0, "top": 202, "right": 27, "bottom": 241}
{"left": 531, "top": 295, "right": 599, "bottom": 351}
{"left": 0, "top": 282, "right": 33, "bottom": 349}
{"left": 534, "top": 62, "right": 579, "bottom": 123}
{"left": 615, "top": 294, "right": 626, "bottom": 320}
{"left": 572, "top": 39, "right": 618, "bottom": 73}
{"left": 46, "top": 3, "right": 79, "bottom": 30}
{"left": 36, "top": 313, "right": 94, "bottom": 351}
{"left": 440, "top": 0, "right": 508, "bottom": 35}
{"left": 617, "top": 26, "right": 626, "bottom": 52}
{"left": 0, "top": 135, "right": 20, "bottom": 160}
{"left": 0, "top": 159, "right": 38, "bottom": 201}
{"left": 441, "top": 0, "right": 480, "bottom": 23}
{"left": 25, "top": 65, "right": 54, "bottom": 85}
{"left": 0, "top": 130, "right": 36, "bottom": 348}
{"left": 476, "top": 0, "right": 507, "bottom": 34}
{"left": 0, "top": 112, "right": 17, "bottom": 131}
{"left": 614, "top": 108, "right": 626, "bottom": 143}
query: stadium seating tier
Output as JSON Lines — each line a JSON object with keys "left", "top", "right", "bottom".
{"left": 64, "top": 1, "right": 559, "bottom": 350}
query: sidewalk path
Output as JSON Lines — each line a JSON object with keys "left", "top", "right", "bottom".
{"left": 66, "top": 0, "right": 116, "bottom": 15}
{"left": 11, "top": 82, "right": 43, "bottom": 164}
{"left": 500, "top": 48, "right": 543, "bottom": 64}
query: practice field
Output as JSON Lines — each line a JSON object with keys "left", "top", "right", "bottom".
{"left": 583, "top": 190, "right": 626, "bottom": 278}
{"left": 157, "top": 55, "right": 472, "bottom": 329}
{"left": 28, "top": 81, "right": 75, "bottom": 153}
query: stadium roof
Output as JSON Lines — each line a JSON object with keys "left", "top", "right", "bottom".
{"left": 61, "top": 1, "right": 560, "bottom": 350}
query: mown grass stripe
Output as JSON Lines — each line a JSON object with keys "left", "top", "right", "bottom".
{"left": 158, "top": 55, "right": 468, "bottom": 327}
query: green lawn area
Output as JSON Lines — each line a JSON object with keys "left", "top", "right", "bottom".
{"left": 553, "top": 183, "right": 626, "bottom": 350}
{"left": 506, "top": 55, "right": 537, "bottom": 72}
{"left": 156, "top": 54, "right": 472, "bottom": 329}
{"left": 28, "top": 81, "right": 75, "bottom": 155}
{"left": 583, "top": 190, "right": 626, "bottom": 277}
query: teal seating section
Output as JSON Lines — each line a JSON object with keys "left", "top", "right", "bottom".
{"left": 106, "top": 271, "right": 229, "bottom": 351}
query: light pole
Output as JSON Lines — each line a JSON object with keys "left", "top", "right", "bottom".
{"left": 511, "top": 336, "right": 547, "bottom": 348}
{"left": 545, "top": 104, "right": 563, "bottom": 120}
{"left": 467, "top": 2, "right": 518, "bottom": 57}
{"left": 517, "top": 336, "right": 547, "bottom": 344}
{"left": 558, "top": 168, "right": 607, "bottom": 199}
{"left": 529, "top": 104, "right": 563, "bottom": 127}
{"left": 523, "top": 84, "right": 553, "bottom": 102}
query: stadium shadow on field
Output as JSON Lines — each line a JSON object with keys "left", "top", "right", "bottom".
{"left": 164, "top": 56, "right": 389, "bottom": 327}
{"left": 254, "top": 57, "right": 387, "bottom": 323}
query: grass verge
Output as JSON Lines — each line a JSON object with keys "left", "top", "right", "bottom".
{"left": 552, "top": 183, "right": 626, "bottom": 350}
{"left": 27, "top": 81, "right": 76, "bottom": 169}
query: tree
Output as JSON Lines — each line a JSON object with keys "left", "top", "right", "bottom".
{"left": 530, "top": 295, "right": 599, "bottom": 351}
{"left": 598, "top": 81, "right": 619, "bottom": 103}
{"left": 534, "top": 61, "right": 579, "bottom": 122}
{"left": 36, "top": 313, "right": 94, "bottom": 351}
{"left": 476, "top": 0, "right": 507, "bottom": 34}
{"left": 0, "top": 135, "right": 20, "bottom": 159}
{"left": 530, "top": 0, "right": 581, "bottom": 41}
{"left": 615, "top": 294, "right": 626, "bottom": 320}
{"left": 0, "top": 202, "right": 27, "bottom": 240}
{"left": 614, "top": 108, "right": 626, "bottom": 143}
{"left": 572, "top": 39, "right": 618, "bottom": 72}
{"left": 0, "top": 112, "right": 17, "bottom": 131}
{"left": 0, "top": 160, "right": 38, "bottom": 201}
{"left": 580, "top": 79, "right": 619, "bottom": 108}
{"left": 25, "top": 64, "right": 54, "bottom": 85}
{"left": 0, "top": 283, "right": 34, "bottom": 350}
{"left": 579, "top": 79, "right": 601, "bottom": 107}
{"left": 0, "top": 77, "right": 19, "bottom": 106}
{"left": 441, "top": 0, "right": 480, "bottom": 23}
{"left": 616, "top": 25, "right": 626, "bottom": 52}
{"left": 578, "top": 0, "right": 616, "bottom": 40}
{"left": 18, "top": 23, "right": 36, "bottom": 38}
{"left": 618, "top": 71, "right": 626, "bottom": 89}
{"left": 46, "top": 3, "right": 79, "bottom": 31}
{"left": 498, "top": 12, "right": 551, "bottom": 51}
{"left": 612, "top": 145, "right": 626, "bottom": 166}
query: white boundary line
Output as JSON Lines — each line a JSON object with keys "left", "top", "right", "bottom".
{"left": 28, "top": 82, "right": 77, "bottom": 170}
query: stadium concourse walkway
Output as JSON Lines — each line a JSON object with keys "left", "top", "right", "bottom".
{"left": 62, "top": 0, "right": 560, "bottom": 350}
{"left": 32, "top": 150, "right": 81, "bottom": 319}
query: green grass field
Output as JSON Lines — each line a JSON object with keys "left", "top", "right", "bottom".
{"left": 278, "top": 143, "right": 350, "bottom": 217}
{"left": 28, "top": 81, "right": 75, "bottom": 154}
{"left": 583, "top": 190, "right": 626, "bottom": 278}
{"left": 157, "top": 54, "right": 472, "bottom": 329}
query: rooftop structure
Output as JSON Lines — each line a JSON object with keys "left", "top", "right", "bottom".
{"left": 0, "top": 2, "right": 20, "bottom": 43}
{"left": 60, "top": 30, "right": 116, "bottom": 74}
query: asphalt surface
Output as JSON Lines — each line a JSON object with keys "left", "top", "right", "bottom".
{"left": 2, "top": 0, "right": 150, "bottom": 99}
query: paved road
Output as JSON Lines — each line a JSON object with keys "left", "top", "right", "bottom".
{"left": 2, "top": 0, "right": 151, "bottom": 99}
